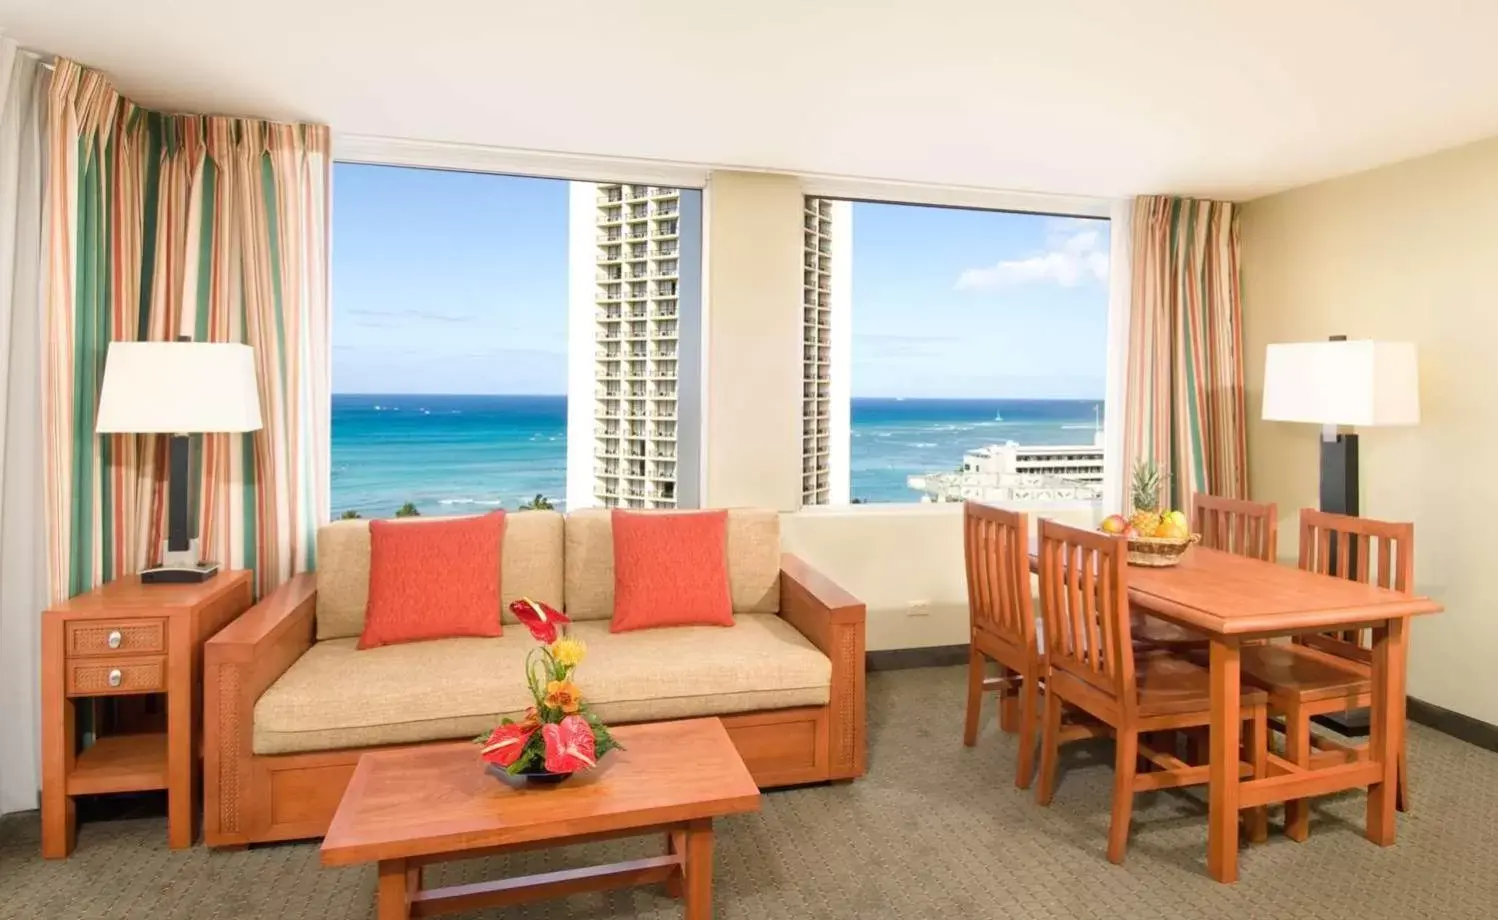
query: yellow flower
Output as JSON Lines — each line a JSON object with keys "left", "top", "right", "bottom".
{"left": 550, "top": 636, "right": 587, "bottom": 669}
{"left": 544, "top": 680, "right": 583, "bottom": 714}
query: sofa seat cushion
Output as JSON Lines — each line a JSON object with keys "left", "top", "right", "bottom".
{"left": 252, "top": 614, "right": 832, "bottom": 755}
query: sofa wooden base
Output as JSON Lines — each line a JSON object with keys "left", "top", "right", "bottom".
{"left": 208, "top": 706, "right": 837, "bottom": 847}
{"left": 204, "top": 555, "right": 866, "bottom": 849}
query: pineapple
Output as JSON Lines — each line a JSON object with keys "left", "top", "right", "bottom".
{"left": 1129, "top": 461, "right": 1163, "bottom": 536}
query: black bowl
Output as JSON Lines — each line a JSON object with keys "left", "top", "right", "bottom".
{"left": 485, "top": 764, "right": 574, "bottom": 787}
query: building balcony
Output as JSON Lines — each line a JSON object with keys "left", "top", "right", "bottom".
{"left": 598, "top": 231, "right": 622, "bottom": 242}
{"left": 653, "top": 245, "right": 678, "bottom": 257}
{"left": 655, "top": 205, "right": 678, "bottom": 216}
{"left": 651, "top": 187, "right": 679, "bottom": 197}
{"left": 627, "top": 229, "right": 649, "bottom": 239}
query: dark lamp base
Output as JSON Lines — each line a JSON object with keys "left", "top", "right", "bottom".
{"left": 140, "top": 562, "right": 221, "bottom": 584}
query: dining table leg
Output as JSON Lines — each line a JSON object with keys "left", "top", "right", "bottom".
{"left": 1207, "top": 638, "right": 1241, "bottom": 883}
{"left": 1367, "top": 615, "right": 1408, "bottom": 846}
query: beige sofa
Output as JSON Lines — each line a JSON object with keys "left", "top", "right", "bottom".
{"left": 204, "top": 508, "right": 866, "bottom": 847}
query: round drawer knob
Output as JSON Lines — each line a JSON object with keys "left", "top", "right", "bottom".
{"left": 107, "top": 630, "right": 123, "bottom": 649}
{"left": 108, "top": 668, "right": 123, "bottom": 688}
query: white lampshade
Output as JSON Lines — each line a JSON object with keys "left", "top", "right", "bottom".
{"left": 96, "top": 342, "right": 263, "bottom": 434}
{"left": 1261, "top": 340, "right": 1419, "bottom": 427}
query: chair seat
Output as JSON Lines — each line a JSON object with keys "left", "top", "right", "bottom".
{"left": 1240, "top": 642, "right": 1371, "bottom": 704}
{"left": 1136, "top": 654, "right": 1268, "bottom": 717}
{"left": 1130, "top": 604, "right": 1208, "bottom": 649}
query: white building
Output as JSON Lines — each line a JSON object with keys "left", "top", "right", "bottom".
{"left": 801, "top": 198, "right": 853, "bottom": 506}
{"left": 907, "top": 430, "right": 1105, "bottom": 505}
{"left": 567, "top": 184, "right": 703, "bottom": 509}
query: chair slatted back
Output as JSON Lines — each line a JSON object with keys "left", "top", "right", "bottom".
{"left": 963, "top": 503, "right": 1034, "bottom": 655}
{"left": 1036, "top": 518, "right": 1134, "bottom": 707}
{"left": 1298, "top": 509, "right": 1415, "bottom": 662}
{"left": 1193, "top": 492, "right": 1278, "bottom": 562}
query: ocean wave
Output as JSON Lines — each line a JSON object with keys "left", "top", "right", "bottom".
{"left": 438, "top": 498, "right": 508, "bottom": 507}
{"left": 908, "top": 442, "right": 938, "bottom": 448}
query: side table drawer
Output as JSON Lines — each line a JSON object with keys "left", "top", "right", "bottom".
{"left": 66, "top": 656, "right": 167, "bottom": 696}
{"left": 66, "top": 620, "right": 166, "bottom": 657}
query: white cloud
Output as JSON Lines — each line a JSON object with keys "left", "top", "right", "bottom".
{"left": 955, "top": 227, "right": 1109, "bottom": 291}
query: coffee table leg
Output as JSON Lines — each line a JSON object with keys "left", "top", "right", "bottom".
{"left": 684, "top": 819, "right": 715, "bottom": 919}
{"left": 377, "top": 858, "right": 414, "bottom": 920}
{"left": 665, "top": 829, "right": 687, "bottom": 898}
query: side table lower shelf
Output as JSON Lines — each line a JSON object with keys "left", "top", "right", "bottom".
{"left": 68, "top": 733, "right": 169, "bottom": 796}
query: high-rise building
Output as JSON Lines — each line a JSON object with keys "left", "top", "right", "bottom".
{"left": 566, "top": 183, "right": 702, "bottom": 510}
{"left": 802, "top": 198, "right": 853, "bottom": 505}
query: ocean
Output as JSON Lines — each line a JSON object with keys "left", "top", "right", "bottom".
{"left": 330, "top": 394, "right": 1103, "bottom": 518}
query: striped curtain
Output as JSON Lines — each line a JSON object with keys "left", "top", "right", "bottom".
{"left": 43, "top": 59, "right": 329, "bottom": 601}
{"left": 1122, "top": 196, "right": 1247, "bottom": 509}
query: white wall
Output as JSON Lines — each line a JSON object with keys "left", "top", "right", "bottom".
{"left": 701, "top": 171, "right": 804, "bottom": 511}
{"left": 1241, "top": 135, "right": 1498, "bottom": 725}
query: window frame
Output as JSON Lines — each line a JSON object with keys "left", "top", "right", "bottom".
{"left": 799, "top": 178, "right": 1124, "bottom": 516}
{"left": 329, "top": 135, "right": 711, "bottom": 514}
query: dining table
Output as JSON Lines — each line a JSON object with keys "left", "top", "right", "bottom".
{"left": 1030, "top": 542, "right": 1442, "bottom": 883}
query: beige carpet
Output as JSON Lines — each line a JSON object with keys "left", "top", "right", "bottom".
{"left": 4, "top": 665, "right": 1497, "bottom": 919}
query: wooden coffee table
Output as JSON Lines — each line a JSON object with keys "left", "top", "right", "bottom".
{"left": 321, "top": 718, "right": 761, "bottom": 919}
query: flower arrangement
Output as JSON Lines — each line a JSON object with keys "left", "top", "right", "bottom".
{"left": 476, "top": 598, "right": 621, "bottom": 779}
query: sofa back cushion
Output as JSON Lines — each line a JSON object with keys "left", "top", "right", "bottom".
{"left": 564, "top": 507, "right": 780, "bottom": 621}
{"left": 316, "top": 510, "right": 564, "bottom": 641}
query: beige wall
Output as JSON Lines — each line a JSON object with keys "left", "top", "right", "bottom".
{"left": 780, "top": 505, "right": 1098, "bottom": 651}
{"left": 1241, "top": 135, "right": 1498, "bottom": 724}
{"left": 697, "top": 168, "right": 1103, "bottom": 651}
{"left": 701, "top": 171, "right": 804, "bottom": 511}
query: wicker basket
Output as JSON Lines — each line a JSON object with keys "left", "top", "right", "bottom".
{"left": 1125, "top": 533, "right": 1200, "bottom": 567}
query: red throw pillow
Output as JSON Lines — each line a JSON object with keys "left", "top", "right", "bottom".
{"left": 611, "top": 509, "right": 734, "bottom": 633}
{"left": 358, "top": 511, "right": 505, "bottom": 649}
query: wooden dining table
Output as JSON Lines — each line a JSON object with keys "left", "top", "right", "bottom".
{"left": 1030, "top": 543, "right": 1442, "bottom": 883}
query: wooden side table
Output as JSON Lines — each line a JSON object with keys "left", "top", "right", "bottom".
{"left": 41, "top": 570, "right": 252, "bottom": 858}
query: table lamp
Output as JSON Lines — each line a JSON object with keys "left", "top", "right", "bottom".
{"left": 1261, "top": 336, "right": 1420, "bottom": 522}
{"left": 95, "top": 340, "right": 263, "bottom": 583}
{"left": 1261, "top": 336, "right": 1419, "bottom": 737}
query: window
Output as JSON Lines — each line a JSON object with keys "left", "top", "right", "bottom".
{"left": 329, "top": 165, "right": 701, "bottom": 520}
{"left": 803, "top": 197, "right": 1111, "bottom": 509}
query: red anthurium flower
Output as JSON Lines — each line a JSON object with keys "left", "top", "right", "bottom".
{"left": 542, "top": 715, "right": 597, "bottom": 773}
{"left": 510, "top": 597, "right": 571, "bottom": 645}
{"left": 478, "top": 722, "right": 536, "bottom": 768}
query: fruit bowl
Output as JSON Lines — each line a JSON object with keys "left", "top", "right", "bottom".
{"left": 1124, "top": 533, "right": 1199, "bottom": 567}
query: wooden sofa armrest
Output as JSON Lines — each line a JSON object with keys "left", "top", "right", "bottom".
{"left": 203, "top": 573, "right": 317, "bottom": 846}
{"left": 779, "top": 553, "right": 867, "bottom": 780}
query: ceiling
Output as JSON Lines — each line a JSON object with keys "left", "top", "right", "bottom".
{"left": 4, "top": 0, "right": 1498, "bottom": 200}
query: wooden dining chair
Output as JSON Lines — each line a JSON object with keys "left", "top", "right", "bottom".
{"left": 1034, "top": 519, "right": 1270, "bottom": 864}
{"left": 962, "top": 502, "right": 1043, "bottom": 788}
{"left": 1133, "top": 493, "right": 1279, "bottom": 651}
{"left": 1194, "top": 492, "right": 1279, "bottom": 562}
{"left": 1240, "top": 509, "right": 1414, "bottom": 842}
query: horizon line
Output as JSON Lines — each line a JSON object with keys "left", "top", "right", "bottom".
{"left": 331, "top": 392, "right": 1107, "bottom": 401}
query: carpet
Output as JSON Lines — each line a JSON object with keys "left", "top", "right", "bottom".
{"left": 3, "top": 665, "right": 1497, "bottom": 919}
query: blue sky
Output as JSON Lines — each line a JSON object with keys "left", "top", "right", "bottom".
{"left": 331, "top": 163, "right": 1109, "bottom": 398}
